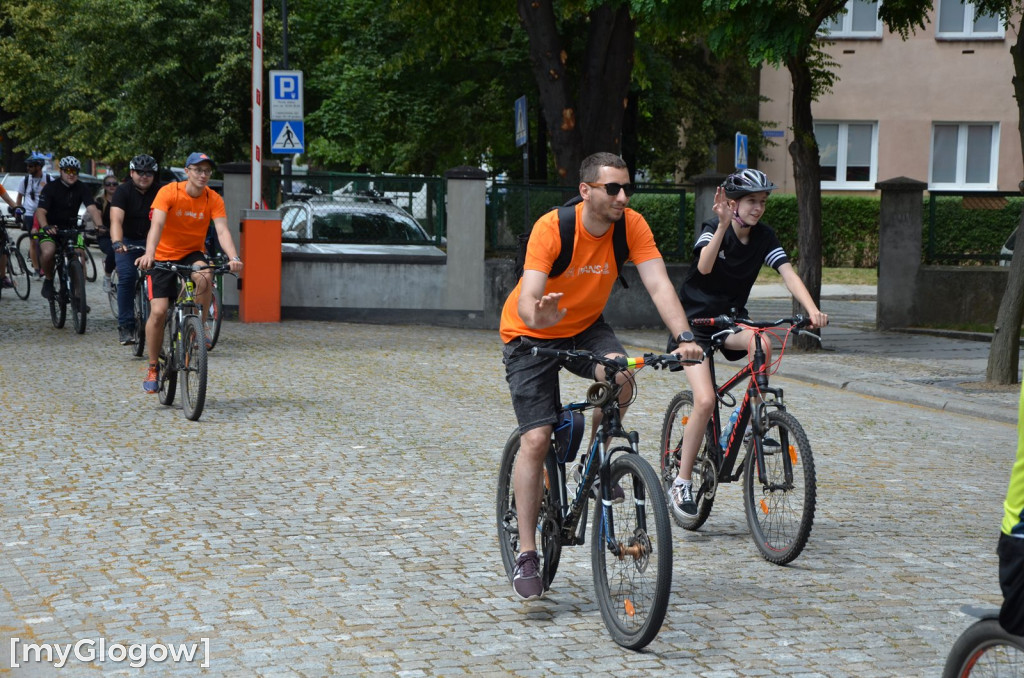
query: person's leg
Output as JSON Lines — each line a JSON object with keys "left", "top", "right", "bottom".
{"left": 115, "top": 250, "right": 138, "bottom": 330}
{"left": 97, "top": 235, "right": 115, "bottom": 276}
{"left": 39, "top": 240, "right": 55, "bottom": 278}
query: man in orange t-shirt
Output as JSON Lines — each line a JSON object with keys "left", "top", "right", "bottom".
{"left": 501, "top": 152, "right": 703, "bottom": 601}
{"left": 136, "top": 152, "right": 243, "bottom": 394}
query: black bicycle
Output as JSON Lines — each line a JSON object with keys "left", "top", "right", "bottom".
{"left": 43, "top": 228, "right": 90, "bottom": 333}
{"left": 497, "top": 348, "right": 687, "bottom": 650}
{"left": 1, "top": 215, "right": 30, "bottom": 300}
{"left": 660, "top": 314, "right": 818, "bottom": 565}
{"left": 203, "top": 251, "right": 227, "bottom": 350}
{"left": 150, "top": 261, "right": 233, "bottom": 421}
{"left": 943, "top": 606, "right": 1024, "bottom": 677}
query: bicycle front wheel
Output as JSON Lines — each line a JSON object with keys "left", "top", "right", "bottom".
{"left": 496, "top": 431, "right": 562, "bottom": 594}
{"left": 158, "top": 316, "right": 177, "bottom": 406}
{"left": 81, "top": 246, "right": 97, "bottom": 282}
{"left": 8, "top": 246, "right": 30, "bottom": 299}
{"left": 69, "top": 259, "right": 87, "bottom": 334}
{"left": 180, "top": 315, "right": 209, "bottom": 421}
{"left": 204, "top": 283, "right": 223, "bottom": 350}
{"left": 107, "top": 269, "right": 119, "bottom": 318}
{"left": 50, "top": 266, "right": 67, "bottom": 329}
{"left": 660, "top": 391, "right": 716, "bottom": 530}
{"left": 132, "top": 278, "right": 149, "bottom": 357}
{"left": 942, "top": 618, "right": 1024, "bottom": 677}
{"left": 17, "top": 233, "right": 33, "bottom": 272}
{"left": 592, "top": 450, "right": 672, "bottom": 650}
{"left": 742, "top": 410, "right": 816, "bottom": 565}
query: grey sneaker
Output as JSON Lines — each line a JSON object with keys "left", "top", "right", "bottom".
{"left": 512, "top": 550, "right": 543, "bottom": 600}
{"left": 670, "top": 482, "right": 697, "bottom": 518}
{"left": 118, "top": 326, "right": 135, "bottom": 345}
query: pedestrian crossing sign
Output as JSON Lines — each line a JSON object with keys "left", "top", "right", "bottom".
{"left": 271, "top": 120, "right": 304, "bottom": 154}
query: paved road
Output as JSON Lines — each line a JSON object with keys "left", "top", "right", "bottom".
{"left": 0, "top": 272, "right": 1018, "bottom": 676}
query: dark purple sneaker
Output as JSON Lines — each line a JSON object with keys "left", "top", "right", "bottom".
{"left": 512, "top": 550, "right": 543, "bottom": 601}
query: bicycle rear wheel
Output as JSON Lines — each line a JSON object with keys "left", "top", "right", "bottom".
{"left": 158, "top": 316, "right": 177, "bottom": 406}
{"left": 496, "top": 431, "right": 563, "bottom": 594}
{"left": 69, "top": 259, "right": 87, "bottom": 334}
{"left": 8, "top": 246, "right": 30, "bottom": 299}
{"left": 204, "top": 284, "right": 223, "bottom": 350}
{"left": 742, "top": 409, "right": 816, "bottom": 565}
{"left": 50, "top": 266, "right": 67, "bottom": 329}
{"left": 132, "top": 277, "right": 149, "bottom": 357}
{"left": 17, "top": 233, "right": 33, "bottom": 273}
{"left": 592, "top": 450, "right": 672, "bottom": 650}
{"left": 660, "top": 391, "right": 716, "bottom": 529}
{"left": 180, "top": 315, "right": 208, "bottom": 421}
{"left": 942, "top": 618, "right": 1024, "bottom": 677}
{"left": 107, "top": 269, "right": 119, "bottom": 317}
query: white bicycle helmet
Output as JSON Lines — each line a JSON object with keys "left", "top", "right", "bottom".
{"left": 722, "top": 169, "right": 777, "bottom": 199}
{"left": 58, "top": 155, "right": 81, "bottom": 171}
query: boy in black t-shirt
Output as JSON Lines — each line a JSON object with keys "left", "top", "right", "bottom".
{"left": 668, "top": 170, "right": 828, "bottom": 518}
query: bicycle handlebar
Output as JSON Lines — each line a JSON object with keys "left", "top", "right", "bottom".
{"left": 530, "top": 346, "right": 701, "bottom": 370}
{"left": 691, "top": 314, "right": 821, "bottom": 345}
{"left": 148, "top": 261, "right": 236, "bottom": 276}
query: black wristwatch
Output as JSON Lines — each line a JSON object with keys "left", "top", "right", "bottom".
{"left": 111, "top": 240, "right": 123, "bottom": 250}
{"left": 676, "top": 331, "right": 695, "bottom": 344}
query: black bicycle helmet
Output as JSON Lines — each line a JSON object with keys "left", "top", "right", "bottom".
{"left": 721, "top": 169, "right": 777, "bottom": 199}
{"left": 58, "top": 155, "right": 81, "bottom": 171}
{"left": 129, "top": 154, "right": 158, "bottom": 173}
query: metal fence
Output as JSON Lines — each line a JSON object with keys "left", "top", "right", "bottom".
{"left": 265, "top": 172, "right": 446, "bottom": 241}
{"left": 486, "top": 182, "right": 691, "bottom": 258}
{"left": 925, "top": 191, "right": 1022, "bottom": 265}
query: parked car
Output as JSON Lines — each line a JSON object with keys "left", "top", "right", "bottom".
{"left": 280, "top": 191, "right": 445, "bottom": 257}
{"left": 1001, "top": 227, "right": 1016, "bottom": 266}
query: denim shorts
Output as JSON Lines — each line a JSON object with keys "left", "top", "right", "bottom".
{"left": 502, "top": 317, "right": 625, "bottom": 435}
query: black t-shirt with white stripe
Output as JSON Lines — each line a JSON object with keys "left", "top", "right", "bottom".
{"left": 680, "top": 218, "right": 789, "bottom": 320}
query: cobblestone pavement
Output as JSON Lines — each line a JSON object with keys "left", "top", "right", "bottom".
{"left": 0, "top": 270, "right": 1018, "bottom": 676}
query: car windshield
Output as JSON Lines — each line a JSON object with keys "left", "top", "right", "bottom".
{"left": 282, "top": 199, "right": 431, "bottom": 244}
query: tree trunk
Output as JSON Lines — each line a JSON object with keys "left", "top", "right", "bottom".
{"left": 985, "top": 21, "right": 1024, "bottom": 384}
{"left": 786, "top": 53, "right": 823, "bottom": 351}
{"left": 578, "top": 4, "right": 635, "bottom": 157}
{"left": 517, "top": 0, "right": 583, "bottom": 185}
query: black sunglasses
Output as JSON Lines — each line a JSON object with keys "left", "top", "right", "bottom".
{"left": 585, "top": 182, "right": 635, "bottom": 197}
{"left": 104, "top": 181, "right": 119, "bottom": 187}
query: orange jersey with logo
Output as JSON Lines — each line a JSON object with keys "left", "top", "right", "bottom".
{"left": 499, "top": 203, "right": 661, "bottom": 343}
{"left": 152, "top": 182, "right": 227, "bottom": 260}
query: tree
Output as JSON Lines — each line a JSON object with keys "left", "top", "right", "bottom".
{"left": 695, "top": 0, "right": 933, "bottom": 348}
{"left": 0, "top": 0, "right": 262, "bottom": 169}
{"left": 974, "top": 0, "right": 1024, "bottom": 384}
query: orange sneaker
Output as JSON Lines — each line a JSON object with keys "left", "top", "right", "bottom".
{"left": 143, "top": 365, "right": 159, "bottom": 393}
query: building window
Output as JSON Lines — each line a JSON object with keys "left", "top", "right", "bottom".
{"left": 820, "top": 0, "right": 882, "bottom": 38}
{"left": 814, "top": 121, "right": 878, "bottom": 188}
{"left": 936, "top": 0, "right": 1003, "bottom": 39}
{"left": 930, "top": 123, "right": 999, "bottom": 189}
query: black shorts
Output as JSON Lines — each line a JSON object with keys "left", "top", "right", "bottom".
{"left": 998, "top": 532, "right": 1024, "bottom": 635}
{"left": 147, "top": 251, "right": 206, "bottom": 300}
{"left": 502, "top": 317, "right": 625, "bottom": 435}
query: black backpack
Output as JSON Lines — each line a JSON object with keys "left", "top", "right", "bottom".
{"left": 513, "top": 196, "right": 630, "bottom": 288}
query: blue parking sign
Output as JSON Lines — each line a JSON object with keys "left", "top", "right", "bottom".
{"left": 269, "top": 70, "right": 303, "bottom": 121}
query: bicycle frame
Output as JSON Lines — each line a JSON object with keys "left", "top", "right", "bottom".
{"left": 705, "top": 329, "right": 788, "bottom": 486}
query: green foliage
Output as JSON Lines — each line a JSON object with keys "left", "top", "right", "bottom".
{"left": 925, "top": 196, "right": 1022, "bottom": 261}
{"left": 0, "top": 0, "right": 261, "bottom": 168}
{"left": 756, "top": 194, "right": 880, "bottom": 268}
{"left": 628, "top": 192, "right": 694, "bottom": 256}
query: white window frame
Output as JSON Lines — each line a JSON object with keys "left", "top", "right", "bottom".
{"left": 928, "top": 122, "right": 1000, "bottom": 190}
{"left": 815, "top": 121, "right": 879, "bottom": 190}
{"left": 819, "top": 0, "right": 883, "bottom": 39}
{"left": 935, "top": 0, "right": 1005, "bottom": 40}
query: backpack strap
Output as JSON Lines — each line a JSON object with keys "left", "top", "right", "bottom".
{"left": 549, "top": 203, "right": 630, "bottom": 288}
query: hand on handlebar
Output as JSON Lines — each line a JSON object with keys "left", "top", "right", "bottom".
{"left": 672, "top": 341, "right": 705, "bottom": 363}
{"left": 135, "top": 252, "right": 155, "bottom": 270}
{"left": 806, "top": 310, "right": 829, "bottom": 329}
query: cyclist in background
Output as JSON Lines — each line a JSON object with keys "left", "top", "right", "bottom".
{"left": 500, "top": 151, "right": 702, "bottom": 600}
{"left": 110, "top": 154, "right": 163, "bottom": 345}
{"left": 998, "top": 386, "right": 1024, "bottom": 635}
{"left": 93, "top": 174, "right": 119, "bottom": 299}
{"left": 666, "top": 170, "right": 828, "bottom": 519}
{"left": 15, "top": 153, "right": 50, "bottom": 276}
{"left": 34, "top": 156, "right": 102, "bottom": 301}
{"left": 0, "top": 181, "right": 20, "bottom": 289}
{"left": 136, "top": 152, "right": 242, "bottom": 393}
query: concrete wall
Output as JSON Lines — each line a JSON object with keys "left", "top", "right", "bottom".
{"left": 915, "top": 266, "right": 1008, "bottom": 326}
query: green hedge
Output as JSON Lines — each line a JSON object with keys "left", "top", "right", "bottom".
{"left": 489, "top": 187, "right": 1021, "bottom": 267}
